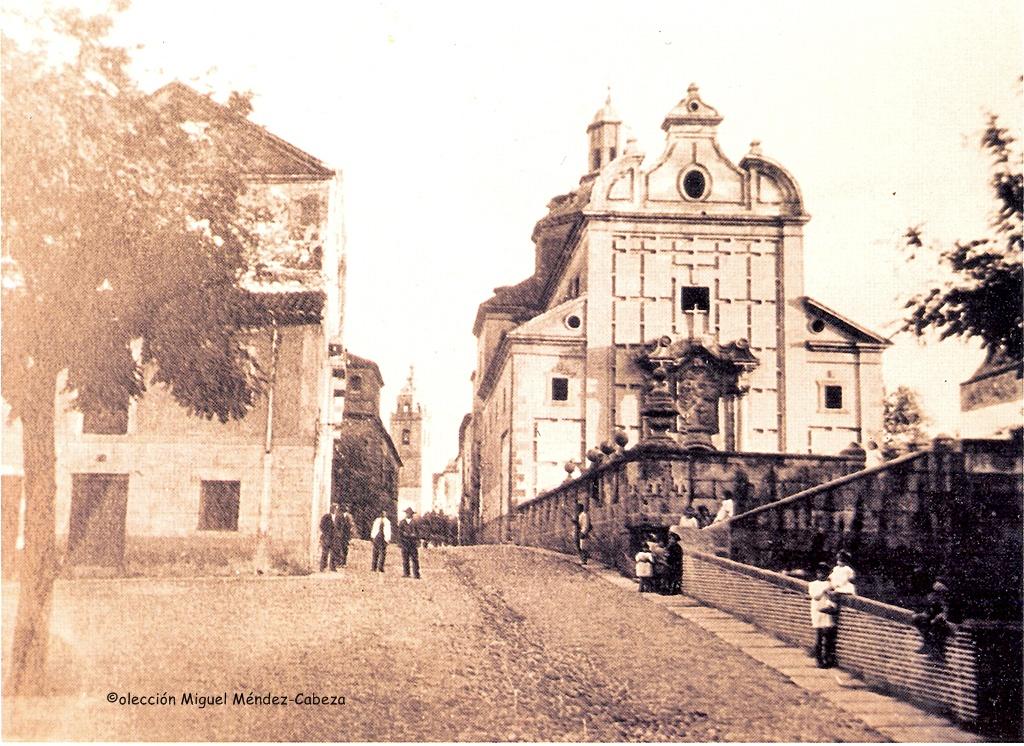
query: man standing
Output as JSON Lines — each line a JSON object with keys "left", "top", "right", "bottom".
{"left": 398, "top": 507, "right": 421, "bottom": 579}
{"left": 370, "top": 507, "right": 392, "bottom": 573}
{"left": 319, "top": 503, "right": 338, "bottom": 572}
{"left": 713, "top": 491, "right": 735, "bottom": 524}
{"left": 333, "top": 504, "right": 355, "bottom": 568}
{"left": 575, "top": 503, "right": 591, "bottom": 565}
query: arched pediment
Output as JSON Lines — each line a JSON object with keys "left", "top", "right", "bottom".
{"left": 739, "top": 152, "right": 806, "bottom": 217}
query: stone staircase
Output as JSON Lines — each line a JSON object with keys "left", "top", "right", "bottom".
{"left": 585, "top": 561, "right": 984, "bottom": 743}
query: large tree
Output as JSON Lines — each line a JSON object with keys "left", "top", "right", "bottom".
{"left": 903, "top": 104, "right": 1023, "bottom": 361}
{"left": 881, "top": 386, "right": 930, "bottom": 460}
{"left": 2, "top": 6, "right": 266, "bottom": 694}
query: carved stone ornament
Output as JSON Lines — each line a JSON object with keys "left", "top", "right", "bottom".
{"left": 636, "top": 335, "right": 759, "bottom": 451}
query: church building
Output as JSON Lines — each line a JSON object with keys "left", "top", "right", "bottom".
{"left": 470, "top": 84, "right": 890, "bottom": 528}
{"left": 389, "top": 369, "right": 426, "bottom": 514}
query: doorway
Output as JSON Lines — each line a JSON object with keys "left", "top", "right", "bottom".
{"left": 68, "top": 473, "right": 129, "bottom": 566}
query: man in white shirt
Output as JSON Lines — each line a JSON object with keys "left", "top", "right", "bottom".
{"left": 809, "top": 562, "right": 838, "bottom": 668}
{"left": 713, "top": 493, "right": 735, "bottom": 524}
{"left": 370, "top": 508, "right": 392, "bottom": 573}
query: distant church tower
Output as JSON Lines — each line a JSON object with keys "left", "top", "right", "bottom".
{"left": 390, "top": 367, "right": 424, "bottom": 513}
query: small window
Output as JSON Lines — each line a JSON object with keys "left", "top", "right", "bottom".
{"left": 682, "top": 169, "right": 708, "bottom": 200}
{"left": 824, "top": 385, "right": 843, "bottom": 410}
{"left": 551, "top": 377, "right": 569, "bottom": 402}
{"left": 564, "top": 314, "right": 582, "bottom": 330}
{"left": 591, "top": 149, "right": 601, "bottom": 171}
{"left": 401, "top": 429, "right": 411, "bottom": 445}
{"left": 680, "top": 286, "right": 710, "bottom": 313}
{"left": 299, "top": 195, "right": 322, "bottom": 227}
{"left": 198, "top": 481, "right": 240, "bottom": 531}
{"left": 82, "top": 403, "right": 128, "bottom": 435}
{"left": 349, "top": 375, "right": 363, "bottom": 392}
{"left": 609, "top": 147, "right": 617, "bottom": 161}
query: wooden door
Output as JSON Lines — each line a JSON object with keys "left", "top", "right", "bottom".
{"left": 69, "top": 473, "right": 129, "bottom": 566}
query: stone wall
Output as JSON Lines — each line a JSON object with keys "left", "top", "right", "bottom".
{"left": 681, "top": 549, "right": 1022, "bottom": 739}
{"left": 8, "top": 322, "right": 326, "bottom": 573}
{"left": 705, "top": 438, "right": 1023, "bottom": 620}
{"left": 493, "top": 446, "right": 864, "bottom": 572}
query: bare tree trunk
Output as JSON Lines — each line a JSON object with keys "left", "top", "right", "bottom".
{"left": 6, "top": 371, "right": 58, "bottom": 696}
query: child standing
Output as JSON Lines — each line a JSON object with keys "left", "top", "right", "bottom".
{"left": 829, "top": 550, "right": 856, "bottom": 595}
{"left": 809, "top": 562, "right": 838, "bottom": 668}
{"left": 635, "top": 547, "right": 654, "bottom": 593}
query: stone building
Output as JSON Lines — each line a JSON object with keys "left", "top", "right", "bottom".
{"left": 469, "top": 85, "right": 890, "bottom": 532}
{"left": 959, "top": 351, "right": 1023, "bottom": 438}
{"left": 389, "top": 369, "right": 425, "bottom": 513}
{"left": 332, "top": 354, "right": 401, "bottom": 538}
{"left": 431, "top": 458, "right": 462, "bottom": 517}
{"left": 1, "top": 83, "right": 345, "bottom": 573}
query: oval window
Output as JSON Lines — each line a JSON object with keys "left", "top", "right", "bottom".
{"left": 682, "top": 170, "right": 707, "bottom": 200}
{"left": 565, "top": 314, "right": 582, "bottom": 330}
{"left": 809, "top": 318, "right": 826, "bottom": 334}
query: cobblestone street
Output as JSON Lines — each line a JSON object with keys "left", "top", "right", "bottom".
{"left": 3, "top": 543, "right": 884, "bottom": 741}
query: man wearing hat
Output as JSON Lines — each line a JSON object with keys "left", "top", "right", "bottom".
{"left": 397, "top": 507, "right": 421, "bottom": 579}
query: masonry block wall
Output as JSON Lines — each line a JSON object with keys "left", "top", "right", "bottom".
{"left": 681, "top": 549, "right": 1021, "bottom": 739}
{"left": 48, "top": 322, "right": 323, "bottom": 569}
{"left": 490, "top": 447, "right": 863, "bottom": 573}
{"left": 717, "top": 441, "right": 1024, "bottom": 620}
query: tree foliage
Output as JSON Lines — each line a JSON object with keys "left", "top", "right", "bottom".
{"left": 1, "top": 4, "right": 267, "bottom": 694}
{"left": 902, "top": 106, "right": 1023, "bottom": 361}
{"left": 882, "top": 386, "right": 930, "bottom": 460}
{"left": 2, "top": 8, "right": 267, "bottom": 423}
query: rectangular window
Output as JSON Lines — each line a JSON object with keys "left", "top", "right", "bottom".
{"left": 198, "top": 480, "right": 240, "bottom": 531}
{"left": 82, "top": 404, "right": 129, "bottom": 435}
{"left": 680, "top": 286, "right": 711, "bottom": 312}
{"left": 551, "top": 377, "right": 569, "bottom": 402}
{"left": 591, "top": 149, "right": 601, "bottom": 171}
{"left": 824, "top": 385, "right": 844, "bottom": 410}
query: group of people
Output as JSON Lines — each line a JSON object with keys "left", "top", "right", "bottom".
{"left": 320, "top": 504, "right": 423, "bottom": 579}
{"left": 807, "top": 550, "right": 857, "bottom": 668}
{"left": 673, "top": 494, "right": 735, "bottom": 530}
{"left": 634, "top": 532, "right": 683, "bottom": 595}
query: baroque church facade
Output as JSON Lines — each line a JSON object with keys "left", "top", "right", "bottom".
{"left": 470, "top": 84, "right": 889, "bottom": 529}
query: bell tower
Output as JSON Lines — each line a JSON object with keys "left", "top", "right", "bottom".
{"left": 586, "top": 89, "right": 622, "bottom": 174}
{"left": 389, "top": 366, "right": 424, "bottom": 513}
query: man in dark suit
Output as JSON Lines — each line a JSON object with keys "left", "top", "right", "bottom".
{"left": 319, "top": 503, "right": 338, "bottom": 572}
{"left": 398, "top": 507, "right": 421, "bottom": 579}
{"left": 333, "top": 504, "right": 355, "bottom": 568}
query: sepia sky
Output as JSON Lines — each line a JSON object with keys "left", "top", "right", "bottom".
{"left": 13, "top": 0, "right": 1024, "bottom": 485}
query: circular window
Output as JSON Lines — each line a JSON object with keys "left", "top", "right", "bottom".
{"left": 564, "top": 314, "right": 582, "bottom": 330}
{"left": 809, "top": 318, "right": 826, "bottom": 334}
{"left": 688, "top": 101, "right": 699, "bottom": 112}
{"left": 682, "top": 169, "right": 708, "bottom": 200}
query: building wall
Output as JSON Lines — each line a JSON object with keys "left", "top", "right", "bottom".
{"left": 47, "top": 323, "right": 323, "bottom": 565}
{"left": 431, "top": 459, "right": 462, "bottom": 516}
{"left": 333, "top": 417, "right": 399, "bottom": 538}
